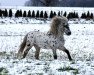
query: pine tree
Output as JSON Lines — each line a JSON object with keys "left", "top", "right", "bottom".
{"left": 67, "top": 13, "right": 70, "bottom": 19}
{"left": 31, "top": 10, "right": 35, "bottom": 18}
{"left": 67, "top": 12, "right": 72, "bottom": 19}
{"left": 27, "top": 10, "right": 31, "bottom": 17}
{"left": 58, "top": 11, "right": 61, "bottom": 16}
{"left": 90, "top": 13, "right": 93, "bottom": 19}
{"left": 40, "top": 11, "right": 44, "bottom": 18}
{"left": 9, "top": 9, "right": 12, "bottom": 17}
{"left": 53, "top": 12, "right": 56, "bottom": 17}
{"left": 15, "top": 10, "right": 20, "bottom": 17}
{"left": 4, "top": 9, "right": 8, "bottom": 17}
{"left": 75, "top": 13, "right": 79, "bottom": 18}
{"left": 84, "top": 13, "right": 87, "bottom": 19}
{"left": 81, "top": 13, "right": 84, "bottom": 19}
{"left": 44, "top": 11, "right": 48, "bottom": 18}
{"left": 73, "top": 12, "right": 76, "bottom": 18}
{"left": 23, "top": 11, "right": 27, "bottom": 17}
{"left": 36, "top": 10, "right": 39, "bottom": 18}
{"left": 87, "top": 11, "right": 90, "bottom": 19}
{"left": 63, "top": 11, "right": 67, "bottom": 17}
{"left": 49, "top": 11, "right": 54, "bottom": 18}
{"left": 19, "top": 10, "right": 22, "bottom": 17}
{"left": 81, "top": 13, "right": 87, "bottom": 19}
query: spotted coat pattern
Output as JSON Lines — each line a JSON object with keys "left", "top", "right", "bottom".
{"left": 17, "top": 16, "right": 72, "bottom": 61}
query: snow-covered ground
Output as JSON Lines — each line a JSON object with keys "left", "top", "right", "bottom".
{"left": 0, "top": 17, "right": 94, "bottom": 75}
{"left": 0, "top": 6, "right": 94, "bottom": 75}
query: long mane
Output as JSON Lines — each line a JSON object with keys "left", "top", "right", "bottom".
{"left": 49, "top": 16, "right": 60, "bottom": 36}
{"left": 49, "top": 16, "right": 68, "bottom": 36}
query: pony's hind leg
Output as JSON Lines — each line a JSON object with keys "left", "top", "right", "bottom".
{"left": 17, "top": 34, "right": 27, "bottom": 58}
{"left": 34, "top": 45, "right": 40, "bottom": 60}
{"left": 22, "top": 44, "right": 32, "bottom": 58}
{"left": 17, "top": 44, "right": 25, "bottom": 58}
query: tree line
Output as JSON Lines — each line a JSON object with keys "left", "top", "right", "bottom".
{"left": 0, "top": 9, "right": 93, "bottom": 20}
{"left": 0, "top": 9, "right": 12, "bottom": 17}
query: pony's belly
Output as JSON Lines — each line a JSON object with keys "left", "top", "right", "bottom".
{"left": 38, "top": 44, "right": 51, "bottom": 49}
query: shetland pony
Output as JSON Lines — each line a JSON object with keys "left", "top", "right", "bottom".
{"left": 17, "top": 16, "right": 72, "bottom": 61}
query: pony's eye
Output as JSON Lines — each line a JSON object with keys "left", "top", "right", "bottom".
{"left": 64, "top": 25, "right": 67, "bottom": 27}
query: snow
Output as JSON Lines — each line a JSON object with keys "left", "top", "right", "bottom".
{"left": 0, "top": 7, "right": 94, "bottom": 75}
{"left": 0, "top": 19, "right": 94, "bottom": 75}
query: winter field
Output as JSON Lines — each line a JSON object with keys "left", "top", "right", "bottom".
{"left": 0, "top": 7, "right": 94, "bottom": 75}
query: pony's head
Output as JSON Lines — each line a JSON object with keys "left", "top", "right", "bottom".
{"left": 49, "top": 16, "right": 71, "bottom": 36}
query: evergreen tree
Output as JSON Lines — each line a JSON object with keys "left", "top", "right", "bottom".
{"left": 90, "top": 13, "right": 93, "bottom": 19}
{"left": 15, "top": 12, "right": 17, "bottom": 17}
{"left": 36, "top": 10, "right": 39, "bottom": 18}
{"left": 31, "top": 10, "right": 35, "bottom": 18}
{"left": 44, "top": 11, "right": 48, "bottom": 18}
{"left": 53, "top": 11, "right": 56, "bottom": 17}
{"left": 23, "top": 11, "right": 27, "bottom": 17}
{"left": 67, "top": 12, "right": 72, "bottom": 19}
{"left": 81, "top": 13, "right": 87, "bottom": 19}
{"left": 58, "top": 11, "right": 61, "bottom": 16}
{"left": 15, "top": 10, "right": 20, "bottom": 17}
{"left": 81, "top": 13, "right": 83, "bottom": 18}
{"left": 67, "top": 13, "right": 70, "bottom": 19}
{"left": 19, "top": 10, "right": 22, "bottom": 17}
{"left": 9, "top": 9, "right": 12, "bottom": 17}
{"left": 84, "top": 13, "right": 87, "bottom": 19}
{"left": 87, "top": 11, "right": 90, "bottom": 18}
{"left": 49, "top": 11, "right": 54, "bottom": 18}
{"left": 4, "top": 9, "right": 8, "bottom": 17}
{"left": 40, "top": 11, "right": 44, "bottom": 18}
{"left": 27, "top": 10, "right": 31, "bottom": 17}
{"left": 81, "top": 13, "right": 84, "bottom": 19}
{"left": 73, "top": 12, "right": 76, "bottom": 18}
{"left": 75, "top": 12, "right": 79, "bottom": 18}
{"left": 63, "top": 11, "right": 67, "bottom": 17}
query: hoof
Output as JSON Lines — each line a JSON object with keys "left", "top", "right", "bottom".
{"left": 69, "top": 58, "right": 73, "bottom": 61}
{"left": 54, "top": 55, "right": 57, "bottom": 59}
{"left": 17, "top": 52, "right": 23, "bottom": 59}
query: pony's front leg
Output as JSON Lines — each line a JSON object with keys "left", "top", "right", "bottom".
{"left": 35, "top": 49, "right": 40, "bottom": 59}
{"left": 52, "top": 49, "right": 57, "bottom": 59}
{"left": 61, "top": 47, "right": 72, "bottom": 61}
{"left": 34, "top": 45, "right": 40, "bottom": 60}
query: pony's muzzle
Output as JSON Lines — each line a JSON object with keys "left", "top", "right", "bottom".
{"left": 67, "top": 32, "right": 71, "bottom": 35}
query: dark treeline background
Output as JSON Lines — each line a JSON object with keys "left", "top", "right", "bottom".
{"left": 0, "top": 9, "right": 93, "bottom": 20}
{"left": 25, "top": 0, "right": 94, "bottom": 7}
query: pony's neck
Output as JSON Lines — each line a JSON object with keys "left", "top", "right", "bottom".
{"left": 57, "top": 30, "right": 64, "bottom": 37}
{"left": 57, "top": 33, "right": 64, "bottom": 42}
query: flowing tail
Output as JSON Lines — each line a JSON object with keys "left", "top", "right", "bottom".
{"left": 18, "top": 34, "right": 28, "bottom": 54}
